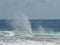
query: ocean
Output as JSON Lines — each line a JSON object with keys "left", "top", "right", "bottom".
{"left": 0, "top": 19, "right": 60, "bottom": 45}
{"left": 30, "top": 19, "right": 60, "bottom": 33}
{"left": 0, "top": 19, "right": 60, "bottom": 33}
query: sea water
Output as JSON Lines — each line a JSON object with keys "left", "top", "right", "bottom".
{"left": 0, "top": 20, "right": 60, "bottom": 45}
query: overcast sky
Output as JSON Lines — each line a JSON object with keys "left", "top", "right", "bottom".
{"left": 0, "top": 0, "right": 60, "bottom": 19}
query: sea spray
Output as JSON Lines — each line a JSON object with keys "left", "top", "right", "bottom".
{"left": 33, "top": 26, "right": 47, "bottom": 35}
{"left": 33, "top": 25, "right": 56, "bottom": 35}
{"left": 36, "top": 26, "right": 60, "bottom": 36}
{"left": 12, "top": 13, "right": 32, "bottom": 36}
{"left": 1, "top": 0, "right": 33, "bottom": 36}
{"left": 38, "top": 26, "right": 46, "bottom": 33}
{"left": 38, "top": 26, "right": 54, "bottom": 33}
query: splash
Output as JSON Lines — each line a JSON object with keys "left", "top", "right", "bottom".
{"left": 0, "top": 0, "right": 32, "bottom": 36}
{"left": 33, "top": 25, "right": 60, "bottom": 36}
{"left": 38, "top": 26, "right": 54, "bottom": 34}
{"left": 38, "top": 26, "right": 46, "bottom": 33}
{"left": 37, "top": 26, "right": 55, "bottom": 35}
{"left": 12, "top": 13, "right": 32, "bottom": 36}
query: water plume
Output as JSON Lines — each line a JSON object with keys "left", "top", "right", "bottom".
{"left": 33, "top": 25, "right": 60, "bottom": 36}
{"left": 12, "top": 13, "right": 32, "bottom": 36}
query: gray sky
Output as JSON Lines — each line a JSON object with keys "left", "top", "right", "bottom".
{"left": 0, "top": 0, "right": 60, "bottom": 19}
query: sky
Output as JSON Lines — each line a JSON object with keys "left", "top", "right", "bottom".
{"left": 0, "top": 0, "right": 60, "bottom": 19}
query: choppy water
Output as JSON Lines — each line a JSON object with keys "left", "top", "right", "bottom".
{"left": 0, "top": 19, "right": 60, "bottom": 32}
{"left": 0, "top": 19, "right": 60, "bottom": 36}
{"left": 0, "top": 19, "right": 60, "bottom": 45}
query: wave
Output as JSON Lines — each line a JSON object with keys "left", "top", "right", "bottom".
{"left": 0, "top": 34, "right": 60, "bottom": 45}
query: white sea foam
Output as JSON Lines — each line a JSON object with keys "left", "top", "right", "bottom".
{"left": 0, "top": 31, "right": 60, "bottom": 45}
{"left": 0, "top": 31, "right": 14, "bottom": 36}
{"left": 0, "top": 38, "right": 60, "bottom": 45}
